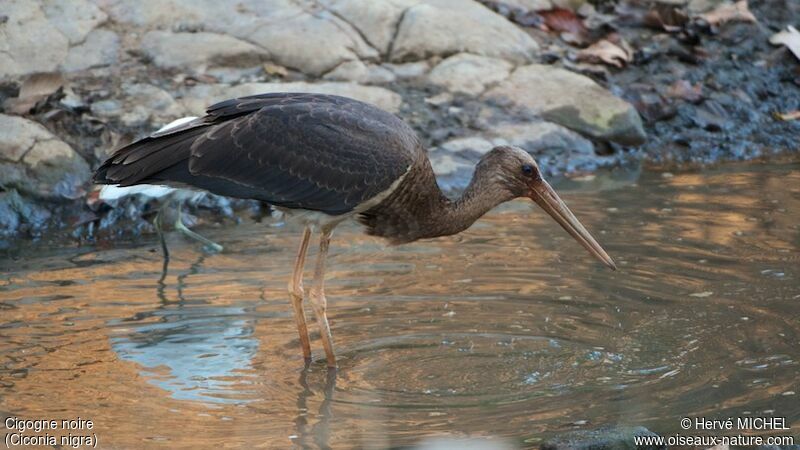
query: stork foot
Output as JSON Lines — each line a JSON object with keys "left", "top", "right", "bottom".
{"left": 174, "top": 205, "right": 223, "bottom": 253}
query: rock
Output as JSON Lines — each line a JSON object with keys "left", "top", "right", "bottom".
{"left": 323, "top": 60, "right": 397, "bottom": 84}
{"left": 90, "top": 99, "right": 123, "bottom": 118}
{"left": 439, "top": 136, "right": 495, "bottom": 155}
{"left": 180, "top": 82, "right": 403, "bottom": 115}
{"left": 0, "top": 115, "right": 90, "bottom": 200}
{"left": 391, "top": 0, "right": 539, "bottom": 64}
{"left": 501, "top": 0, "right": 553, "bottom": 11}
{"left": 428, "top": 53, "right": 514, "bottom": 96}
{"left": 322, "top": 0, "right": 418, "bottom": 54}
{"left": 0, "top": 1, "right": 68, "bottom": 79}
{"left": 435, "top": 121, "right": 594, "bottom": 179}
{"left": 428, "top": 151, "right": 475, "bottom": 191}
{"left": 104, "top": 0, "right": 378, "bottom": 76}
{"left": 140, "top": 30, "right": 268, "bottom": 73}
{"left": 485, "top": 64, "right": 646, "bottom": 145}
{"left": 493, "top": 121, "right": 594, "bottom": 155}
{"left": 41, "top": 0, "right": 107, "bottom": 45}
{"left": 119, "top": 83, "right": 187, "bottom": 127}
{"left": 244, "top": 9, "right": 379, "bottom": 76}
{"left": 0, "top": 189, "right": 52, "bottom": 237}
{"left": 62, "top": 29, "right": 120, "bottom": 72}
{"left": 541, "top": 426, "right": 665, "bottom": 450}
{"left": 384, "top": 61, "right": 432, "bottom": 79}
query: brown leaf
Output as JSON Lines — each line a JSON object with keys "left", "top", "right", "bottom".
{"left": 770, "top": 26, "right": 800, "bottom": 62}
{"left": 644, "top": 3, "right": 689, "bottom": 31}
{"left": 700, "top": 0, "right": 757, "bottom": 26}
{"left": 540, "top": 8, "right": 588, "bottom": 42}
{"left": 3, "top": 72, "right": 65, "bottom": 115}
{"left": 576, "top": 39, "right": 632, "bottom": 68}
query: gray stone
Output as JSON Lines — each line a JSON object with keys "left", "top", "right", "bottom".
{"left": 323, "top": 60, "right": 396, "bottom": 84}
{"left": 492, "top": 121, "right": 594, "bottom": 156}
{"left": 119, "top": 83, "right": 187, "bottom": 127}
{"left": 41, "top": 0, "right": 107, "bottom": 45}
{"left": 485, "top": 64, "right": 646, "bottom": 145}
{"left": 244, "top": 8, "right": 379, "bottom": 76}
{"left": 391, "top": 0, "right": 539, "bottom": 64}
{"left": 384, "top": 61, "right": 432, "bottom": 79}
{"left": 0, "top": 115, "right": 90, "bottom": 199}
{"left": 180, "top": 82, "right": 403, "bottom": 115}
{"left": 0, "top": 1, "right": 68, "bottom": 79}
{"left": 140, "top": 30, "right": 268, "bottom": 72}
{"left": 90, "top": 99, "right": 123, "bottom": 118}
{"left": 501, "top": 0, "right": 553, "bottom": 11}
{"left": 322, "top": 0, "right": 419, "bottom": 55}
{"left": 541, "top": 426, "right": 664, "bottom": 450}
{"left": 104, "top": 0, "right": 378, "bottom": 76}
{"left": 62, "top": 29, "right": 120, "bottom": 72}
{"left": 428, "top": 53, "right": 513, "bottom": 96}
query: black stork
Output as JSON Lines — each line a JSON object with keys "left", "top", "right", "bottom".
{"left": 94, "top": 92, "right": 616, "bottom": 368}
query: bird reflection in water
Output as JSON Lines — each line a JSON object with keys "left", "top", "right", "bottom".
{"left": 110, "top": 253, "right": 259, "bottom": 403}
{"left": 292, "top": 361, "right": 337, "bottom": 450}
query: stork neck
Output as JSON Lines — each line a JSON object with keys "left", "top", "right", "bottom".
{"left": 433, "top": 166, "right": 514, "bottom": 238}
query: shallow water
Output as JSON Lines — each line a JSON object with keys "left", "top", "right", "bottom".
{"left": 1, "top": 160, "right": 798, "bottom": 449}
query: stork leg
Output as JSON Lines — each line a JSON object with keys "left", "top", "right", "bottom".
{"left": 174, "top": 203, "right": 224, "bottom": 252}
{"left": 309, "top": 226, "right": 336, "bottom": 368}
{"left": 289, "top": 226, "right": 313, "bottom": 360}
{"left": 153, "top": 208, "right": 170, "bottom": 260}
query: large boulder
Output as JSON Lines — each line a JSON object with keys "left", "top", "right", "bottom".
{"left": 62, "top": 29, "right": 120, "bottom": 72}
{"left": 322, "top": 0, "right": 419, "bottom": 55}
{"left": 91, "top": 83, "right": 187, "bottom": 128}
{"left": 0, "top": 1, "right": 69, "bottom": 79}
{"left": 390, "top": 0, "right": 539, "bottom": 63}
{"left": 0, "top": 115, "right": 90, "bottom": 200}
{"left": 428, "top": 53, "right": 514, "bottom": 96}
{"left": 485, "top": 64, "right": 647, "bottom": 145}
{"left": 180, "top": 82, "right": 403, "bottom": 115}
{"left": 140, "top": 31, "right": 268, "bottom": 72}
{"left": 40, "top": 0, "right": 107, "bottom": 45}
{"left": 103, "top": 0, "right": 378, "bottom": 76}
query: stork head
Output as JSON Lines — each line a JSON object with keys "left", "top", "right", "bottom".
{"left": 479, "top": 145, "right": 617, "bottom": 270}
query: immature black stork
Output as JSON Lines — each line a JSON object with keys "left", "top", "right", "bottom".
{"left": 95, "top": 93, "right": 616, "bottom": 368}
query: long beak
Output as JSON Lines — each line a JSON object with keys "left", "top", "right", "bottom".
{"left": 529, "top": 179, "right": 617, "bottom": 270}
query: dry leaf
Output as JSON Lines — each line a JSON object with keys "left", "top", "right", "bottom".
{"left": 3, "top": 72, "right": 65, "bottom": 115}
{"left": 644, "top": 3, "right": 689, "bottom": 31}
{"left": 700, "top": 0, "right": 757, "bottom": 26}
{"left": 577, "top": 39, "right": 631, "bottom": 68}
{"left": 540, "top": 8, "right": 589, "bottom": 43}
{"left": 769, "top": 25, "right": 800, "bottom": 62}
{"left": 263, "top": 62, "right": 289, "bottom": 77}
{"left": 773, "top": 110, "right": 800, "bottom": 121}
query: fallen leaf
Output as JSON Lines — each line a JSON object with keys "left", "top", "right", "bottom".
{"left": 773, "top": 110, "right": 800, "bottom": 121}
{"left": 263, "top": 62, "right": 289, "bottom": 77}
{"left": 540, "top": 8, "right": 589, "bottom": 44}
{"left": 577, "top": 39, "right": 631, "bottom": 68}
{"left": 3, "top": 72, "right": 64, "bottom": 115}
{"left": 644, "top": 3, "right": 689, "bottom": 31}
{"left": 700, "top": 0, "right": 757, "bottom": 26}
{"left": 769, "top": 25, "right": 800, "bottom": 61}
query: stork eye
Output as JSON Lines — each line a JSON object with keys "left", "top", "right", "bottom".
{"left": 521, "top": 164, "right": 534, "bottom": 177}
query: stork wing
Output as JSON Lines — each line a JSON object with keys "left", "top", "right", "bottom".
{"left": 96, "top": 93, "right": 420, "bottom": 215}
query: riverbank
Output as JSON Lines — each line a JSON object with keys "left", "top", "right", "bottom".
{"left": 1, "top": 0, "right": 798, "bottom": 246}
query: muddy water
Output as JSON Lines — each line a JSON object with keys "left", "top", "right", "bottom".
{"left": 1, "top": 161, "right": 798, "bottom": 449}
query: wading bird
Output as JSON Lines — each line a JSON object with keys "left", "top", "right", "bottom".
{"left": 95, "top": 93, "right": 616, "bottom": 368}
